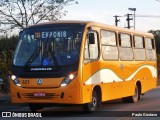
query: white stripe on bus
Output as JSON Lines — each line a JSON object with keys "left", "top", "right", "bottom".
{"left": 84, "top": 65, "right": 157, "bottom": 85}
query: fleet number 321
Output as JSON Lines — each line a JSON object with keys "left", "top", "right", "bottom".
{"left": 22, "top": 80, "right": 29, "bottom": 84}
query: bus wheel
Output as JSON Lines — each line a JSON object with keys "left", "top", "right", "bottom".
{"left": 83, "top": 90, "right": 98, "bottom": 113}
{"left": 122, "top": 85, "right": 140, "bottom": 103}
{"left": 28, "top": 103, "right": 43, "bottom": 112}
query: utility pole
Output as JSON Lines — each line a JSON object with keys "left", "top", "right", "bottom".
{"left": 113, "top": 15, "right": 121, "bottom": 26}
{"left": 128, "top": 8, "right": 136, "bottom": 30}
{"left": 126, "top": 14, "right": 133, "bottom": 29}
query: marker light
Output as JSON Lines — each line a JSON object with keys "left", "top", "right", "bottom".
{"left": 11, "top": 75, "right": 21, "bottom": 87}
{"left": 60, "top": 72, "right": 77, "bottom": 87}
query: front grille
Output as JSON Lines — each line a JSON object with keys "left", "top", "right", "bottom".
{"left": 22, "top": 93, "right": 60, "bottom": 100}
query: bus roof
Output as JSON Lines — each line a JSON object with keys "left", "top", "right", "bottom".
{"left": 27, "top": 20, "right": 154, "bottom": 38}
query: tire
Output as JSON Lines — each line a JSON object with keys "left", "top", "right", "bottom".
{"left": 83, "top": 90, "right": 98, "bottom": 113}
{"left": 28, "top": 103, "right": 43, "bottom": 112}
{"left": 122, "top": 85, "right": 140, "bottom": 103}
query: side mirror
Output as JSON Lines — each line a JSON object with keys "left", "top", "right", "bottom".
{"left": 89, "top": 33, "right": 95, "bottom": 44}
{"left": 0, "top": 78, "right": 3, "bottom": 85}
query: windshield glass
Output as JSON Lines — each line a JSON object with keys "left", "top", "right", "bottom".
{"left": 13, "top": 26, "right": 83, "bottom": 67}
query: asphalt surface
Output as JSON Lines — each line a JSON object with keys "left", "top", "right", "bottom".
{"left": 1, "top": 86, "right": 160, "bottom": 120}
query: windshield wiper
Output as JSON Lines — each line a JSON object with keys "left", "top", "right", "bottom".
{"left": 24, "top": 46, "right": 41, "bottom": 67}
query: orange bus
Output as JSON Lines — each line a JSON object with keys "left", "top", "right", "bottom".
{"left": 10, "top": 21, "right": 157, "bottom": 112}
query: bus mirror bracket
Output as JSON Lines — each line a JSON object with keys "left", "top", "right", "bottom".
{"left": 19, "top": 30, "right": 23, "bottom": 38}
{"left": 89, "top": 33, "right": 95, "bottom": 44}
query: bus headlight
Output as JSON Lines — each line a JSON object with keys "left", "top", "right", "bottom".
{"left": 11, "top": 75, "right": 21, "bottom": 87}
{"left": 60, "top": 72, "right": 77, "bottom": 87}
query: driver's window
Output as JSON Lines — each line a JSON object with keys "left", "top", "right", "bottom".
{"left": 84, "top": 31, "right": 99, "bottom": 63}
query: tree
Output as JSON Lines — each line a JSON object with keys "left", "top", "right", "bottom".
{"left": 156, "top": 0, "right": 160, "bottom": 2}
{"left": 0, "top": 0, "right": 78, "bottom": 33}
{"left": 148, "top": 30, "right": 160, "bottom": 54}
{"left": 0, "top": 36, "right": 18, "bottom": 51}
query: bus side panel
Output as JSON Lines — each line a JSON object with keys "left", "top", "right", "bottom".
{"left": 128, "top": 63, "right": 157, "bottom": 93}
{"left": 82, "top": 61, "right": 101, "bottom": 103}
{"left": 82, "top": 85, "right": 93, "bottom": 104}
{"left": 81, "top": 61, "right": 135, "bottom": 103}
{"left": 141, "top": 78, "right": 157, "bottom": 93}
{"left": 81, "top": 61, "right": 157, "bottom": 103}
{"left": 100, "top": 81, "right": 134, "bottom": 101}
{"left": 101, "top": 64, "right": 157, "bottom": 101}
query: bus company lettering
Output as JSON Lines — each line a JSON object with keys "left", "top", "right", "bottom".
{"left": 31, "top": 68, "right": 52, "bottom": 71}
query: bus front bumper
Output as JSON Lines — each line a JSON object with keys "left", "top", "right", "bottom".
{"left": 10, "top": 81, "right": 81, "bottom": 104}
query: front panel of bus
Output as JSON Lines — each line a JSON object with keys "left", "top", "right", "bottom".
{"left": 10, "top": 23, "right": 85, "bottom": 104}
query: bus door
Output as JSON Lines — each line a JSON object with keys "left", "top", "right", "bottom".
{"left": 82, "top": 29, "right": 100, "bottom": 103}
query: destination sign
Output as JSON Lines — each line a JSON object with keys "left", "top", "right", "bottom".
{"left": 35, "top": 31, "right": 68, "bottom": 39}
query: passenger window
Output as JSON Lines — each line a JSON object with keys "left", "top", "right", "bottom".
{"left": 134, "top": 36, "right": 144, "bottom": 48}
{"left": 84, "top": 31, "right": 99, "bottom": 63}
{"left": 134, "top": 36, "right": 146, "bottom": 61}
{"left": 101, "top": 30, "right": 118, "bottom": 60}
{"left": 146, "top": 38, "right": 154, "bottom": 49}
{"left": 119, "top": 33, "right": 133, "bottom": 61}
{"left": 145, "top": 38, "right": 156, "bottom": 61}
{"left": 120, "top": 34, "right": 131, "bottom": 47}
{"left": 101, "top": 30, "right": 116, "bottom": 46}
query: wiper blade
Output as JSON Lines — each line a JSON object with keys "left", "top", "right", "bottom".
{"left": 24, "top": 47, "right": 41, "bottom": 67}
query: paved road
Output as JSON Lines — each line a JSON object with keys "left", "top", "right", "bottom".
{"left": 1, "top": 87, "right": 160, "bottom": 120}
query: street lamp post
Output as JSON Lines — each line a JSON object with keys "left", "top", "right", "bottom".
{"left": 128, "top": 8, "right": 136, "bottom": 30}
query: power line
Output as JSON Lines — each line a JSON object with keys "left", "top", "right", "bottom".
{"left": 123, "top": 14, "right": 160, "bottom": 18}
{"left": 113, "top": 14, "right": 160, "bottom": 29}
{"left": 135, "top": 14, "right": 160, "bottom": 18}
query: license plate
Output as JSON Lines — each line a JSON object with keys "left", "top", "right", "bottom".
{"left": 34, "top": 92, "right": 45, "bottom": 97}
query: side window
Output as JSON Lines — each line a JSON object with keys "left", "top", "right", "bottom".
{"left": 84, "top": 31, "right": 99, "bottom": 63}
{"left": 134, "top": 36, "right": 146, "bottom": 61}
{"left": 134, "top": 36, "right": 144, "bottom": 48}
{"left": 145, "top": 38, "right": 156, "bottom": 61}
{"left": 119, "top": 33, "right": 133, "bottom": 61}
{"left": 101, "top": 30, "right": 118, "bottom": 60}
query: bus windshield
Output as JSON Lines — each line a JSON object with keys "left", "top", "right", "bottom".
{"left": 13, "top": 26, "right": 83, "bottom": 67}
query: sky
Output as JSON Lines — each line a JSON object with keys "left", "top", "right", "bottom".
{"left": 62, "top": 0, "right": 160, "bottom": 32}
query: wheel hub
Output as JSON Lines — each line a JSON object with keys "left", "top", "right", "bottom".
{"left": 92, "top": 97, "right": 97, "bottom": 107}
